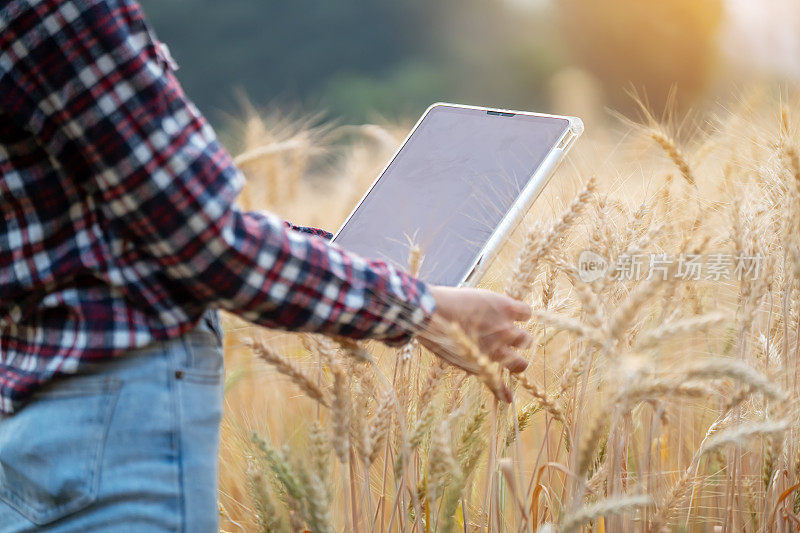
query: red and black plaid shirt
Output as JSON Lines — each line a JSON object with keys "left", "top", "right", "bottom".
{"left": 0, "top": 0, "right": 435, "bottom": 414}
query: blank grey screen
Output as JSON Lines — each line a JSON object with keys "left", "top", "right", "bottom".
{"left": 332, "top": 105, "right": 570, "bottom": 286}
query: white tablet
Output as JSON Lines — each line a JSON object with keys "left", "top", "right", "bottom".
{"left": 331, "top": 103, "right": 582, "bottom": 287}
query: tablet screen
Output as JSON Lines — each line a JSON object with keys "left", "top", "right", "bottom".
{"left": 332, "top": 105, "right": 570, "bottom": 286}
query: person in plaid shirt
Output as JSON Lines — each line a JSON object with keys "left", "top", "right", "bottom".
{"left": 0, "top": 0, "right": 532, "bottom": 530}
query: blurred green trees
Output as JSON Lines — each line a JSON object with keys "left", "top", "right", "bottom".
{"left": 140, "top": 0, "right": 724, "bottom": 125}
{"left": 139, "top": 0, "right": 440, "bottom": 122}
{"left": 138, "top": 0, "right": 565, "bottom": 124}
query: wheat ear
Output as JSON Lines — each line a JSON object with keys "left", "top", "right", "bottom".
{"left": 699, "top": 420, "right": 789, "bottom": 456}
{"left": 245, "top": 338, "right": 330, "bottom": 407}
{"left": 635, "top": 312, "right": 727, "bottom": 349}
{"left": 506, "top": 176, "right": 597, "bottom": 301}
{"left": 650, "top": 129, "right": 696, "bottom": 186}
{"left": 681, "top": 358, "right": 785, "bottom": 402}
{"left": 561, "top": 494, "right": 654, "bottom": 533}
{"left": 518, "top": 373, "right": 566, "bottom": 424}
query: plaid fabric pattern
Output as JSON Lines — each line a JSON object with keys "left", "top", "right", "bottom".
{"left": 0, "top": 0, "right": 435, "bottom": 414}
{"left": 284, "top": 221, "right": 334, "bottom": 241}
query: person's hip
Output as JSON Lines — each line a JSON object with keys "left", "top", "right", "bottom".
{"left": 0, "top": 308, "right": 225, "bottom": 533}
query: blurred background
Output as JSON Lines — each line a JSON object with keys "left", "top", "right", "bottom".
{"left": 139, "top": 0, "right": 798, "bottom": 132}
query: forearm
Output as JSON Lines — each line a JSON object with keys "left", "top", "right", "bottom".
{"left": 202, "top": 209, "right": 434, "bottom": 342}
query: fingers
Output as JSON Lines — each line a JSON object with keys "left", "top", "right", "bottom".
{"left": 494, "top": 346, "right": 528, "bottom": 373}
{"left": 500, "top": 383, "right": 513, "bottom": 403}
{"left": 508, "top": 328, "right": 534, "bottom": 350}
{"left": 506, "top": 298, "right": 532, "bottom": 322}
{"left": 483, "top": 326, "right": 533, "bottom": 351}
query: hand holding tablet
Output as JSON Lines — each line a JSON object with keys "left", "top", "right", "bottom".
{"left": 332, "top": 103, "right": 582, "bottom": 393}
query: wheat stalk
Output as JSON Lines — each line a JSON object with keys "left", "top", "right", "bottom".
{"left": 331, "top": 368, "right": 351, "bottom": 463}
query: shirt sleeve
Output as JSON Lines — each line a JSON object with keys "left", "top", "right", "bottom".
{"left": 0, "top": 0, "right": 435, "bottom": 344}
{"left": 283, "top": 221, "right": 334, "bottom": 241}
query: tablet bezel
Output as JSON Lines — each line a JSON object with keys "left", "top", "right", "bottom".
{"left": 331, "top": 102, "right": 583, "bottom": 288}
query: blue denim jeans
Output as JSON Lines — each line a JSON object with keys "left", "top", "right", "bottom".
{"left": 0, "top": 309, "right": 225, "bottom": 532}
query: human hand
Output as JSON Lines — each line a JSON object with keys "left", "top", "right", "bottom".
{"left": 417, "top": 286, "right": 533, "bottom": 375}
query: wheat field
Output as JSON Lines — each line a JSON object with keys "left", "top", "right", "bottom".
{"left": 216, "top": 89, "right": 800, "bottom": 532}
